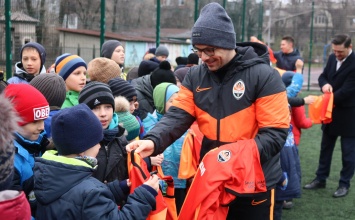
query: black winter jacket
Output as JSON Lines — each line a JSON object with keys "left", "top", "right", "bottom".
{"left": 144, "top": 42, "right": 289, "bottom": 189}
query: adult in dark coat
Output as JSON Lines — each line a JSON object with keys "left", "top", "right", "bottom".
{"left": 274, "top": 36, "right": 303, "bottom": 71}
{"left": 304, "top": 34, "right": 355, "bottom": 198}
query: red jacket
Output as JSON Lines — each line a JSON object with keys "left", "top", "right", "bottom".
{"left": 178, "top": 140, "right": 266, "bottom": 220}
{"left": 291, "top": 106, "right": 312, "bottom": 146}
{"left": 0, "top": 190, "right": 31, "bottom": 220}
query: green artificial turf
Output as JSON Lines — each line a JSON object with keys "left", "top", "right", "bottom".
{"left": 282, "top": 91, "right": 355, "bottom": 220}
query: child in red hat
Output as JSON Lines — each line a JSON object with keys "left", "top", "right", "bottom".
{"left": 4, "top": 84, "right": 50, "bottom": 218}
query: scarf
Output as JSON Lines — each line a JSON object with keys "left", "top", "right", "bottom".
{"left": 75, "top": 155, "right": 98, "bottom": 167}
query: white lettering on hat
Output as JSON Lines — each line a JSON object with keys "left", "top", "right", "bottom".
{"left": 192, "top": 32, "right": 201, "bottom": 37}
{"left": 33, "top": 106, "right": 49, "bottom": 120}
{"left": 94, "top": 99, "right": 100, "bottom": 105}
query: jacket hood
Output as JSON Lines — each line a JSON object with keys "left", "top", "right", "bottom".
{"left": 288, "top": 49, "right": 301, "bottom": 57}
{"left": 34, "top": 150, "right": 93, "bottom": 204}
{"left": 132, "top": 75, "right": 153, "bottom": 99}
{"left": 15, "top": 62, "right": 46, "bottom": 75}
{"left": 234, "top": 42, "right": 270, "bottom": 70}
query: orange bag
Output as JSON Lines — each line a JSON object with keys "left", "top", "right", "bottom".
{"left": 127, "top": 151, "right": 167, "bottom": 220}
{"left": 128, "top": 151, "right": 178, "bottom": 220}
{"left": 308, "top": 92, "right": 333, "bottom": 124}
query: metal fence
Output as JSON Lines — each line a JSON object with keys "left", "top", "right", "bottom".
{"left": 1, "top": 0, "right": 355, "bottom": 88}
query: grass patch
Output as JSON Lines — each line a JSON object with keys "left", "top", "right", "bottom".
{"left": 282, "top": 91, "right": 355, "bottom": 219}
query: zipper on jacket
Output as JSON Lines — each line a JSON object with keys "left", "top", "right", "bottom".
{"left": 216, "top": 83, "right": 222, "bottom": 146}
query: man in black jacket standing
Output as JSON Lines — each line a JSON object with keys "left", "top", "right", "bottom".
{"left": 304, "top": 34, "right": 355, "bottom": 198}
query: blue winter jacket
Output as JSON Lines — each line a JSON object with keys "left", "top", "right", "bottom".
{"left": 34, "top": 150, "right": 156, "bottom": 220}
{"left": 143, "top": 111, "right": 187, "bottom": 189}
{"left": 12, "top": 132, "right": 48, "bottom": 218}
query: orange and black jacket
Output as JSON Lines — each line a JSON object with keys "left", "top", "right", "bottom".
{"left": 144, "top": 42, "right": 290, "bottom": 189}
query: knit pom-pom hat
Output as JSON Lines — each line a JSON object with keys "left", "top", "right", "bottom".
{"left": 150, "top": 61, "right": 176, "bottom": 89}
{"left": 114, "top": 96, "right": 140, "bottom": 141}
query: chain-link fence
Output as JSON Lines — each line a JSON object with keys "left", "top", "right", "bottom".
{"left": 1, "top": 0, "right": 355, "bottom": 87}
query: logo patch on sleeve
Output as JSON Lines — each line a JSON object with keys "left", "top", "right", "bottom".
{"left": 217, "top": 150, "right": 231, "bottom": 162}
{"left": 33, "top": 106, "right": 50, "bottom": 120}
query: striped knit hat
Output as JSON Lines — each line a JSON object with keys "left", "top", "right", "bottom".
{"left": 79, "top": 81, "right": 115, "bottom": 111}
{"left": 108, "top": 77, "right": 137, "bottom": 102}
{"left": 30, "top": 73, "right": 66, "bottom": 109}
{"left": 55, "top": 53, "right": 87, "bottom": 81}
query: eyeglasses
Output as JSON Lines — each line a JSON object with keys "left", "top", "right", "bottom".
{"left": 191, "top": 47, "right": 216, "bottom": 57}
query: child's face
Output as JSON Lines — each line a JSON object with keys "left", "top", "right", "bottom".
{"left": 83, "top": 143, "right": 100, "bottom": 158}
{"left": 22, "top": 48, "right": 41, "bottom": 75}
{"left": 92, "top": 104, "right": 113, "bottom": 129}
{"left": 129, "top": 96, "right": 138, "bottom": 114}
{"left": 65, "top": 66, "right": 87, "bottom": 92}
{"left": 111, "top": 45, "right": 125, "bottom": 65}
{"left": 19, "top": 120, "right": 45, "bottom": 141}
{"left": 165, "top": 93, "right": 178, "bottom": 113}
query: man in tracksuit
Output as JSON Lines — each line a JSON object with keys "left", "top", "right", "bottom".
{"left": 126, "top": 2, "right": 289, "bottom": 220}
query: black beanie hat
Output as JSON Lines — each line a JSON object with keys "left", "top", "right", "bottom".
{"left": 79, "top": 81, "right": 115, "bottom": 111}
{"left": 174, "top": 67, "right": 189, "bottom": 83}
{"left": 30, "top": 73, "right": 66, "bottom": 109}
{"left": 191, "top": 2, "right": 236, "bottom": 49}
{"left": 20, "top": 42, "right": 46, "bottom": 72}
{"left": 101, "top": 40, "right": 122, "bottom": 59}
{"left": 176, "top": 56, "right": 188, "bottom": 65}
{"left": 150, "top": 61, "right": 176, "bottom": 89}
{"left": 108, "top": 77, "right": 137, "bottom": 102}
{"left": 138, "top": 60, "right": 159, "bottom": 77}
{"left": 281, "top": 71, "right": 295, "bottom": 87}
{"left": 187, "top": 53, "right": 199, "bottom": 65}
{"left": 52, "top": 104, "right": 103, "bottom": 155}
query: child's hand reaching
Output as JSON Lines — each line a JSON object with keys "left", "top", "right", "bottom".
{"left": 150, "top": 154, "right": 164, "bottom": 166}
{"left": 144, "top": 175, "right": 160, "bottom": 192}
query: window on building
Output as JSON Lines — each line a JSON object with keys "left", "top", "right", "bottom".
{"left": 315, "top": 14, "right": 327, "bottom": 24}
{"left": 179, "top": 0, "right": 185, "bottom": 6}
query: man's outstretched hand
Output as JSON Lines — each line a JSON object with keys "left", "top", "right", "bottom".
{"left": 126, "top": 140, "right": 155, "bottom": 158}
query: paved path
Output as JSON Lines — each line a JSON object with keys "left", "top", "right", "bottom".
{"left": 301, "top": 66, "right": 323, "bottom": 91}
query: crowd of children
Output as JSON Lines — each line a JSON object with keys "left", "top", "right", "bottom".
{"left": 0, "top": 40, "right": 203, "bottom": 219}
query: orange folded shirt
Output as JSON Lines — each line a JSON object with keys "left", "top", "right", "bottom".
{"left": 308, "top": 92, "right": 333, "bottom": 124}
